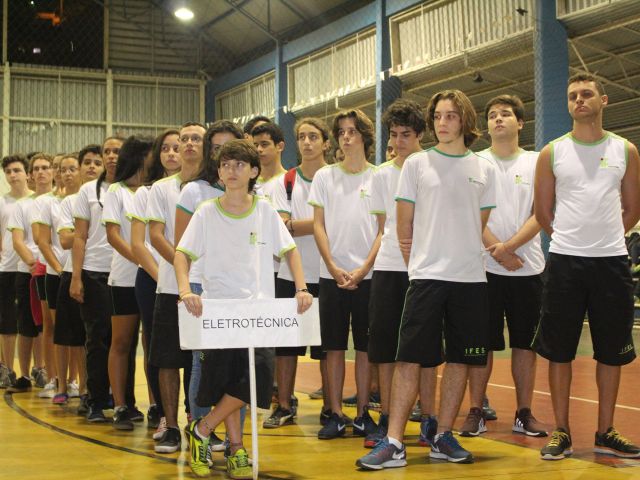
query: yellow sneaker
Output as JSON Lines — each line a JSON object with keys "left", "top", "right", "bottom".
{"left": 187, "top": 420, "right": 210, "bottom": 477}
{"left": 227, "top": 447, "right": 252, "bottom": 479}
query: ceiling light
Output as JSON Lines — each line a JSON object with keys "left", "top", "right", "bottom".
{"left": 174, "top": 7, "right": 194, "bottom": 21}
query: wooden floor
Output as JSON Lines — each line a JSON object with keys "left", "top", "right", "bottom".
{"left": 2, "top": 342, "right": 640, "bottom": 479}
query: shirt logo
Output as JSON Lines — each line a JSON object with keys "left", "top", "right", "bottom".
{"left": 515, "top": 174, "right": 530, "bottom": 186}
{"left": 249, "top": 232, "right": 265, "bottom": 246}
{"left": 359, "top": 188, "right": 369, "bottom": 199}
{"left": 468, "top": 177, "right": 484, "bottom": 186}
{"left": 599, "top": 157, "right": 608, "bottom": 169}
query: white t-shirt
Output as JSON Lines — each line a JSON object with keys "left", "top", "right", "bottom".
{"left": 256, "top": 172, "right": 286, "bottom": 274}
{"left": 272, "top": 168, "right": 321, "bottom": 283}
{"left": 57, "top": 194, "right": 77, "bottom": 273}
{"left": 7, "top": 195, "right": 39, "bottom": 273}
{"left": 481, "top": 148, "right": 544, "bottom": 276}
{"left": 549, "top": 132, "right": 629, "bottom": 257}
{"left": 370, "top": 160, "right": 406, "bottom": 272}
{"left": 73, "top": 179, "right": 113, "bottom": 272}
{"left": 128, "top": 186, "right": 160, "bottom": 266}
{"left": 0, "top": 194, "right": 24, "bottom": 272}
{"left": 307, "top": 163, "right": 377, "bottom": 280}
{"left": 102, "top": 182, "right": 138, "bottom": 287}
{"left": 395, "top": 147, "right": 496, "bottom": 282}
{"left": 176, "top": 179, "right": 224, "bottom": 284}
{"left": 177, "top": 196, "right": 296, "bottom": 299}
{"left": 34, "top": 192, "right": 67, "bottom": 276}
{"left": 146, "top": 173, "right": 182, "bottom": 295}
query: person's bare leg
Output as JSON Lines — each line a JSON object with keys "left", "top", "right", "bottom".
{"left": 159, "top": 368, "right": 180, "bottom": 428}
{"left": 32, "top": 333, "right": 43, "bottom": 371}
{"left": 596, "top": 362, "right": 620, "bottom": 434}
{"left": 355, "top": 350, "right": 371, "bottom": 417}
{"left": 512, "top": 348, "right": 536, "bottom": 410}
{"left": 71, "top": 347, "right": 87, "bottom": 393}
{"left": 387, "top": 362, "right": 420, "bottom": 442}
{"left": 1, "top": 334, "right": 16, "bottom": 372}
{"left": 276, "top": 355, "right": 297, "bottom": 410}
{"left": 108, "top": 314, "right": 139, "bottom": 407}
{"left": 437, "top": 363, "right": 469, "bottom": 433}
{"left": 370, "top": 363, "right": 379, "bottom": 393}
{"left": 17, "top": 335, "right": 33, "bottom": 377}
{"left": 141, "top": 330, "right": 155, "bottom": 405}
{"left": 40, "top": 300, "right": 56, "bottom": 379}
{"left": 319, "top": 358, "right": 329, "bottom": 410}
{"left": 468, "top": 352, "right": 493, "bottom": 409}
{"left": 548, "top": 361, "right": 572, "bottom": 431}
{"left": 54, "top": 344, "right": 69, "bottom": 394}
{"left": 326, "top": 350, "right": 345, "bottom": 416}
{"left": 196, "top": 394, "right": 245, "bottom": 438}
{"left": 377, "top": 362, "right": 395, "bottom": 415}
{"left": 419, "top": 366, "right": 438, "bottom": 416}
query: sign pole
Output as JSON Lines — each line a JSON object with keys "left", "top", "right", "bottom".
{"left": 248, "top": 346, "right": 259, "bottom": 480}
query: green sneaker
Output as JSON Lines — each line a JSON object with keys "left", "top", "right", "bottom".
{"left": 541, "top": 428, "right": 573, "bottom": 460}
{"left": 227, "top": 447, "right": 252, "bottom": 480}
{"left": 187, "top": 420, "right": 210, "bottom": 477}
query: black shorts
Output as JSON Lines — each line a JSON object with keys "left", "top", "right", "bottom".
{"left": 533, "top": 254, "right": 636, "bottom": 366}
{"left": 15, "top": 272, "right": 38, "bottom": 337}
{"left": 396, "top": 279, "right": 489, "bottom": 366}
{"left": 274, "top": 279, "right": 324, "bottom": 359}
{"left": 54, "top": 272, "right": 85, "bottom": 346}
{"left": 149, "top": 293, "right": 191, "bottom": 369}
{"left": 45, "top": 274, "right": 61, "bottom": 311}
{"left": 0, "top": 272, "right": 17, "bottom": 335}
{"left": 368, "top": 270, "right": 410, "bottom": 364}
{"left": 109, "top": 286, "right": 140, "bottom": 316}
{"left": 35, "top": 274, "right": 47, "bottom": 301}
{"left": 487, "top": 272, "right": 542, "bottom": 351}
{"left": 318, "top": 278, "right": 370, "bottom": 352}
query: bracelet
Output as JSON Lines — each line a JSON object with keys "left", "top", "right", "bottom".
{"left": 178, "top": 291, "right": 193, "bottom": 300}
{"left": 295, "top": 288, "right": 309, "bottom": 293}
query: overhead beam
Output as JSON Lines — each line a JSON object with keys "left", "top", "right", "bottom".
{"left": 225, "top": 0, "right": 279, "bottom": 41}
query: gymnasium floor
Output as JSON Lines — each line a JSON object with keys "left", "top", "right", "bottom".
{"left": 1, "top": 325, "right": 639, "bottom": 480}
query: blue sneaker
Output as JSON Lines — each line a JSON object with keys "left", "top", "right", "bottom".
{"left": 364, "top": 413, "right": 388, "bottom": 448}
{"left": 419, "top": 415, "right": 438, "bottom": 447}
{"left": 430, "top": 431, "right": 473, "bottom": 463}
{"left": 356, "top": 437, "right": 407, "bottom": 470}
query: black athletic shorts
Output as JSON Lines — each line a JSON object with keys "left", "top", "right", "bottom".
{"left": 274, "top": 279, "right": 324, "bottom": 359}
{"left": 368, "top": 270, "right": 410, "bottom": 364}
{"left": 532, "top": 253, "right": 636, "bottom": 366}
{"left": 15, "top": 272, "right": 38, "bottom": 337}
{"left": 109, "top": 286, "right": 140, "bottom": 316}
{"left": 54, "top": 272, "right": 85, "bottom": 346}
{"left": 35, "top": 274, "right": 47, "bottom": 301}
{"left": 45, "top": 273, "right": 61, "bottom": 311}
{"left": 396, "top": 279, "right": 489, "bottom": 366}
{"left": 149, "top": 293, "right": 191, "bottom": 369}
{"left": 318, "top": 277, "right": 370, "bottom": 352}
{"left": 487, "top": 272, "right": 542, "bottom": 351}
{"left": 0, "top": 272, "right": 18, "bottom": 335}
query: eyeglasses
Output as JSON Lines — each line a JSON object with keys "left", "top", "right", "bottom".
{"left": 219, "top": 160, "right": 249, "bottom": 171}
{"left": 161, "top": 144, "right": 180, "bottom": 153}
{"left": 180, "top": 134, "right": 203, "bottom": 144}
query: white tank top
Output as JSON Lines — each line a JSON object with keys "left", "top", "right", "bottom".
{"left": 549, "top": 131, "right": 628, "bottom": 257}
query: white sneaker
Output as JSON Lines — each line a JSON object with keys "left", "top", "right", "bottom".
{"left": 67, "top": 381, "right": 80, "bottom": 398}
{"left": 38, "top": 378, "right": 57, "bottom": 398}
{"left": 153, "top": 417, "right": 167, "bottom": 441}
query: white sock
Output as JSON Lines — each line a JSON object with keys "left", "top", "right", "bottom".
{"left": 387, "top": 436, "right": 402, "bottom": 448}
{"left": 195, "top": 424, "right": 208, "bottom": 440}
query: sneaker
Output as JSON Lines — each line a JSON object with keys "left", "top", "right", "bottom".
{"left": 320, "top": 407, "right": 331, "bottom": 426}
{"left": 308, "top": 387, "right": 323, "bottom": 400}
{"left": 34, "top": 368, "right": 48, "bottom": 389}
{"left": 52, "top": 392, "right": 69, "bottom": 405}
{"left": 342, "top": 393, "right": 357, "bottom": 407}
{"left": 153, "top": 417, "right": 168, "bottom": 441}
{"left": 155, "top": 427, "right": 181, "bottom": 453}
{"left": 263, "top": 406, "right": 295, "bottom": 429}
{"left": 513, "top": 408, "right": 548, "bottom": 437}
{"left": 409, "top": 402, "right": 422, "bottom": 422}
{"left": 87, "top": 406, "right": 107, "bottom": 423}
{"left": 290, "top": 395, "right": 299, "bottom": 417}
{"left": 430, "top": 431, "right": 473, "bottom": 463}
{"left": 482, "top": 396, "right": 497, "bottom": 421}
{"left": 30, "top": 366, "right": 40, "bottom": 382}
{"left": 364, "top": 413, "right": 388, "bottom": 448}
{"left": 38, "top": 378, "right": 57, "bottom": 398}
{"left": 343, "top": 392, "right": 380, "bottom": 408}
{"left": 0, "top": 368, "right": 17, "bottom": 389}
{"left": 209, "top": 431, "right": 226, "bottom": 452}
{"left": 368, "top": 391, "right": 381, "bottom": 409}
{"left": 128, "top": 406, "right": 144, "bottom": 422}
{"left": 227, "top": 447, "right": 252, "bottom": 480}
{"left": 186, "top": 421, "right": 210, "bottom": 477}
{"left": 113, "top": 406, "right": 134, "bottom": 430}
{"left": 67, "top": 381, "right": 80, "bottom": 398}
{"left": 594, "top": 427, "right": 640, "bottom": 458}
{"left": 541, "top": 428, "right": 573, "bottom": 460}
{"left": 7, "top": 376, "right": 32, "bottom": 393}
{"left": 147, "top": 405, "right": 161, "bottom": 429}
{"left": 459, "top": 407, "right": 487, "bottom": 437}
{"left": 318, "top": 412, "right": 347, "bottom": 439}
{"left": 77, "top": 394, "right": 90, "bottom": 415}
{"left": 419, "top": 415, "right": 438, "bottom": 447}
{"left": 356, "top": 437, "right": 407, "bottom": 470}
{"left": 353, "top": 407, "right": 378, "bottom": 437}
{"left": 0, "top": 364, "right": 10, "bottom": 387}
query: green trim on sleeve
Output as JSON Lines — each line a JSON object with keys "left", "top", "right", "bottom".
{"left": 395, "top": 197, "right": 415, "bottom": 204}
{"left": 480, "top": 205, "right": 496, "bottom": 210}
{"left": 7, "top": 226, "right": 23, "bottom": 231}
{"left": 176, "top": 246, "right": 199, "bottom": 262}
{"left": 176, "top": 204, "right": 194, "bottom": 215}
{"left": 278, "top": 244, "right": 297, "bottom": 258}
{"left": 370, "top": 210, "right": 386, "bottom": 215}
{"left": 73, "top": 215, "right": 90, "bottom": 221}
{"left": 127, "top": 213, "right": 148, "bottom": 223}
{"left": 103, "top": 218, "right": 121, "bottom": 225}
{"left": 56, "top": 226, "right": 74, "bottom": 233}
{"left": 308, "top": 201, "right": 323, "bottom": 208}
{"left": 276, "top": 209, "right": 291, "bottom": 215}
{"left": 33, "top": 221, "right": 51, "bottom": 226}
{"left": 147, "top": 217, "right": 166, "bottom": 224}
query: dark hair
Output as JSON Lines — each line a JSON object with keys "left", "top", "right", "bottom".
{"left": 484, "top": 94, "right": 525, "bottom": 122}
{"left": 2, "top": 154, "right": 29, "bottom": 172}
{"left": 294, "top": 117, "right": 330, "bottom": 142}
{"left": 78, "top": 144, "right": 101, "bottom": 164}
{"left": 114, "top": 135, "right": 154, "bottom": 183}
{"left": 568, "top": 73, "right": 605, "bottom": 95}
{"left": 28, "top": 153, "right": 53, "bottom": 173}
{"left": 382, "top": 99, "right": 427, "bottom": 135}
{"left": 243, "top": 115, "right": 271, "bottom": 135}
{"left": 251, "top": 122, "right": 285, "bottom": 145}
{"left": 217, "top": 139, "right": 261, "bottom": 192}
{"left": 147, "top": 129, "right": 180, "bottom": 184}
{"left": 426, "top": 89, "right": 481, "bottom": 148}
{"left": 180, "top": 121, "right": 206, "bottom": 131}
{"left": 96, "top": 136, "right": 124, "bottom": 208}
{"left": 332, "top": 109, "right": 375, "bottom": 158}
{"left": 197, "top": 120, "right": 243, "bottom": 185}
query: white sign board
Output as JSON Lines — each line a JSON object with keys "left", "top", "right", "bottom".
{"left": 178, "top": 298, "right": 320, "bottom": 350}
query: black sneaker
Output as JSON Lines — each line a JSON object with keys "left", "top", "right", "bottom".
{"left": 113, "top": 406, "right": 134, "bottom": 430}
{"left": 320, "top": 407, "right": 331, "bottom": 426}
{"left": 364, "top": 413, "right": 388, "bottom": 448}
{"left": 513, "top": 408, "right": 548, "bottom": 437}
{"left": 594, "top": 427, "right": 640, "bottom": 458}
{"left": 482, "top": 397, "right": 497, "bottom": 421}
{"left": 368, "top": 392, "right": 381, "bottom": 409}
{"left": 541, "top": 428, "right": 573, "bottom": 460}
{"left": 290, "top": 395, "right": 299, "bottom": 417}
{"left": 147, "top": 405, "right": 161, "bottom": 429}
{"left": 263, "top": 406, "right": 295, "bottom": 429}
{"left": 459, "top": 407, "right": 487, "bottom": 437}
{"left": 7, "top": 376, "right": 32, "bottom": 393}
{"left": 77, "top": 394, "right": 90, "bottom": 416}
{"left": 87, "top": 406, "right": 107, "bottom": 423}
{"left": 353, "top": 407, "right": 378, "bottom": 437}
{"left": 318, "top": 413, "right": 347, "bottom": 439}
{"left": 128, "top": 405, "right": 144, "bottom": 422}
{"left": 155, "top": 427, "right": 182, "bottom": 453}
{"left": 342, "top": 393, "right": 357, "bottom": 407}
{"left": 409, "top": 401, "right": 422, "bottom": 422}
